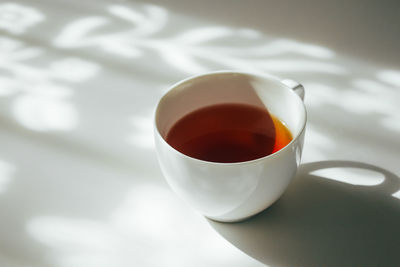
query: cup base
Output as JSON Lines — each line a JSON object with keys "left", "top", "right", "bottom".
{"left": 205, "top": 214, "right": 256, "bottom": 223}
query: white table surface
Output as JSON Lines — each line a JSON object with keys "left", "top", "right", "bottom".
{"left": 0, "top": 0, "right": 399, "bottom": 266}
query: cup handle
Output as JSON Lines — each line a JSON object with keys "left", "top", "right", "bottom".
{"left": 281, "top": 79, "right": 305, "bottom": 101}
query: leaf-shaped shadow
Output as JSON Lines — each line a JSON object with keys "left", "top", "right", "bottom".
{"left": 108, "top": 4, "right": 167, "bottom": 36}
{"left": 53, "top": 17, "right": 109, "bottom": 47}
{"left": 175, "top": 27, "right": 235, "bottom": 44}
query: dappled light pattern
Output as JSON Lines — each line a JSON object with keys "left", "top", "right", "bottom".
{"left": 352, "top": 78, "right": 400, "bottom": 132}
{"left": 0, "top": 3, "right": 44, "bottom": 34}
{"left": 27, "top": 184, "right": 262, "bottom": 267}
{"left": 53, "top": 4, "right": 343, "bottom": 75}
{"left": 0, "top": 36, "right": 100, "bottom": 131}
{"left": 54, "top": 4, "right": 167, "bottom": 58}
{"left": 303, "top": 76, "right": 400, "bottom": 135}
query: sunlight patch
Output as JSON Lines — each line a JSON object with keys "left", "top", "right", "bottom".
{"left": 176, "top": 27, "right": 235, "bottom": 44}
{"left": 261, "top": 39, "right": 334, "bottom": 58}
{"left": 110, "top": 184, "right": 187, "bottom": 240}
{"left": 128, "top": 115, "right": 154, "bottom": 148}
{"left": 25, "top": 185, "right": 262, "bottom": 266}
{"left": 0, "top": 76, "right": 19, "bottom": 96}
{"left": 0, "top": 3, "right": 45, "bottom": 34}
{"left": 27, "top": 216, "right": 119, "bottom": 267}
{"left": 381, "top": 115, "right": 400, "bottom": 132}
{"left": 377, "top": 70, "right": 400, "bottom": 87}
{"left": 260, "top": 59, "right": 346, "bottom": 74}
{"left": 392, "top": 190, "right": 400, "bottom": 200}
{"left": 351, "top": 79, "right": 400, "bottom": 131}
{"left": 27, "top": 217, "right": 116, "bottom": 251}
{"left": 310, "top": 167, "right": 385, "bottom": 186}
{"left": 12, "top": 94, "right": 78, "bottom": 131}
{"left": 302, "top": 126, "right": 334, "bottom": 161}
{"left": 50, "top": 58, "right": 100, "bottom": 83}
{"left": 303, "top": 83, "right": 337, "bottom": 107}
{"left": 0, "top": 36, "right": 43, "bottom": 62}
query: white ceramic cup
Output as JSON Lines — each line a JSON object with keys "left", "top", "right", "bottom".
{"left": 154, "top": 71, "right": 306, "bottom": 222}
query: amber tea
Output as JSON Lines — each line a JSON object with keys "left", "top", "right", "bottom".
{"left": 165, "top": 103, "right": 292, "bottom": 163}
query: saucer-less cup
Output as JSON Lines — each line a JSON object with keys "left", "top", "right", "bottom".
{"left": 154, "top": 71, "right": 306, "bottom": 222}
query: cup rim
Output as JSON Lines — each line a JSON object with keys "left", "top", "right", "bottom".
{"left": 154, "top": 70, "right": 307, "bottom": 165}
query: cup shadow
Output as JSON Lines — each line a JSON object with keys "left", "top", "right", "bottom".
{"left": 208, "top": 160, "right": 400, "bottom": 267}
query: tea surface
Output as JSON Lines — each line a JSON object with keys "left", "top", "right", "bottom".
{"left": 166, "top": 103, "right": 292, "bottom": 163}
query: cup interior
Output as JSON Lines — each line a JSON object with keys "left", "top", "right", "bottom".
{"left": 155, "top": 72, "right": 306, "bottom": 151}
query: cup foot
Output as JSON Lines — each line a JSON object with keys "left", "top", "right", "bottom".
{"left": 205, "top": 214, "right": 255, "bottom": 223}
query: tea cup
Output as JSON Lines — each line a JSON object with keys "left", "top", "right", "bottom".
{"left": 154, "top": 71, "right": 306, "bottom": 222}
